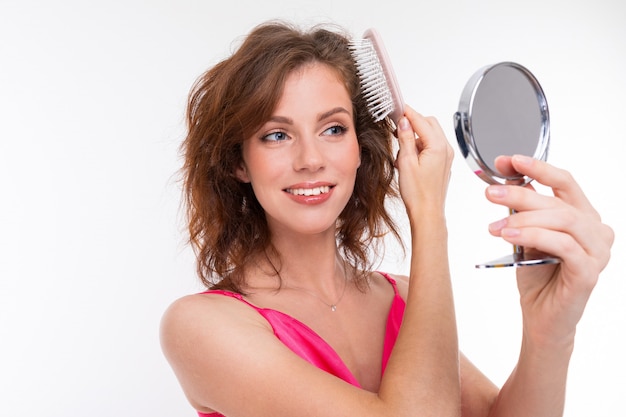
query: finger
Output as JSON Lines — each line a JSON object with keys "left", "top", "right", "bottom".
{"left": 509, "top": 155, "right": 598, "bottom": 217}
{"left": 493, "top": 155, "right": 519, "bottom": 177}
{"left": 485, "top": 183, "right": 556, "bottom": 213}
{"left": 488, "top": 206, "right": 613, "bottom": 267}
{"left": 395, "top": 116, "right": 417, "bottom": 157}
{"left": 406, "top": 106, "right": 448, "bottom": 150}
{"left": 496, "top": 225, "right": 604, "bottom": 288}
{"left": 395, "top": 107, "right": 442, "bottom": 165}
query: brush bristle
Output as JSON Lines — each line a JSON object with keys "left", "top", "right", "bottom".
{"left": 349, "top": 38, "right": 395, "bottom": 122}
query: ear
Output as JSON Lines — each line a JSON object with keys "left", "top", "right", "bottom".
{"left": 234, "top": 161, "right": 251, "bottom": 183}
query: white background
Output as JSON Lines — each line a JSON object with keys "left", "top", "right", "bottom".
{"left": 1, "top": 0, "right": 624, "bottom": 415}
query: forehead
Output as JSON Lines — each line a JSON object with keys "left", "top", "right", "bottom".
{"left": 275, "top": 63, "right": 352, "bottom": 113}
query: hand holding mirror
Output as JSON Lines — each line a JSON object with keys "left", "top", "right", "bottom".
{"left": 453, "top": 61, "right": 561, "bottom": 268}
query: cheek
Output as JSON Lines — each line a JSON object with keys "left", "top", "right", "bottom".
{"left": 241, "top": 148, "right": 286, "bottom": 186}
{"left": 345, "top": 138, "right": 362, "bottom": 170}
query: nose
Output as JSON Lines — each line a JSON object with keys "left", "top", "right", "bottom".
{"left": 293, "top": 136, "right": 325, "bottom": 172}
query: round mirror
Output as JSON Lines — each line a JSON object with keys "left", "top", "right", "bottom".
{"left": 453, "top": 62, "right": 560, "bottom": 268}
{"left": 454, "top": 61, "right": 550, "bottom": 186}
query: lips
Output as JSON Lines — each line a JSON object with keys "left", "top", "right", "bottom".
{"left": 284, "top": 185, "right": 332, "bottom": 196}
{"left": 283, "top": 184, "right": 335, "bottom": 205}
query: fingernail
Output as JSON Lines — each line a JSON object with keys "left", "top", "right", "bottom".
{"left": 489, "top": 218, "right": 508, "bottom": 233}
{"left": 501, "top": 228, "right": 521, "bottom": 237}
{"left": 487, "top": 185, "right": 506, "bottom": 197}
{"left": 398, "top": 117, "right": 410, "bottom": 131}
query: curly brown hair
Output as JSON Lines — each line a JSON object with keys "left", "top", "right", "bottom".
{"left": 180, "top": 20, "right": 402, "bottom": 292}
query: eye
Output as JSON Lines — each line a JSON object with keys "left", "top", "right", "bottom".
{"left": 322, "top": 125, "right": 347, "bottom": 136}
{"left": 262, "top": 131, "right": 289, "bottom": 142}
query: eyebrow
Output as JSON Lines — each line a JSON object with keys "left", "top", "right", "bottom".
{"left": 318, "top": 107, "right": 351, "bottom": 121}
{"left": 267, "top": 107, "right": 351, "bottom": 125}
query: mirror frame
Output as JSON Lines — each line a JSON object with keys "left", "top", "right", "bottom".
{"left": 453, "top": 61, "right": 550, "bottom": 186}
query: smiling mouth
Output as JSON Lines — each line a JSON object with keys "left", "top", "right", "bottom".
{"left": 284, "top": 185, "right": 332, "bottom": 196}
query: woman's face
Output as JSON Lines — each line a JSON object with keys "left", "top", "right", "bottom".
{"left": 237, "top": 62, "right": 361, "bottom": 237}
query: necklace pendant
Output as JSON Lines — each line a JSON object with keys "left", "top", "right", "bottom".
{"left": 331, "top": 305, "right": 337, "bottom": 312}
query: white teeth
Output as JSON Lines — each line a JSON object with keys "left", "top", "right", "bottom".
{"left": 286, "top": 186, "right": 331, "bottom": 196}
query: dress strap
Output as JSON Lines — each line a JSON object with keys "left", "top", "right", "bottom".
{"left": 201, "top": 289, "right": 263, "bottom": 310}
{"left": 377, "top": 271, "right": 399, "bottom": 295}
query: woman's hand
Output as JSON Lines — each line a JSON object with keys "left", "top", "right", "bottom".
{"left": 394, "top": 105, "right": 454, "bottom": 219}
{"left": 486, "top": 155, "right": 614, "bottom": 348}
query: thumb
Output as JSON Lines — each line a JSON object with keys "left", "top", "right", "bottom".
{"left": 395, "top": 116, "right": 418, "bottom": 161}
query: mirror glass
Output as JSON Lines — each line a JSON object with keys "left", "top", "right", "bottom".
{"left": 453, "top": 62, "right": 560, "bottom": 268}
{"left": 454, "top": 61, "right": 550, "bottom": 186}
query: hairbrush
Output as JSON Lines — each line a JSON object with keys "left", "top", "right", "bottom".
{"left": 349, "top": 28, "right": 405, "bottom": 125}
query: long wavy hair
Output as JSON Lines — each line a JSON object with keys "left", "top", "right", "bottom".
{"left": 180, "top": 20, "right": 402, "bottom": 292}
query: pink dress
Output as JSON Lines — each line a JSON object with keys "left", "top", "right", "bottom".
{"left": 196, "top": 272, "right": 405, "bottom": 417}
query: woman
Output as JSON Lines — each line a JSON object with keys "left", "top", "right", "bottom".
{"left": 160, "top": 20, "right": 614, "bottom": 417}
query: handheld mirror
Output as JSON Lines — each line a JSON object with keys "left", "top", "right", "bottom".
{"left": 453, "top": 61, "right": 561, "bottom": 268}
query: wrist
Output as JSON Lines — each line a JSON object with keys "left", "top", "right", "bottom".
{"left": 520, "top": 329, "right": 576, "bottom": 362}
{"left": 407, "top": 205, "right": 447, "bottom": 227}
{"left": 409, "top": 214, "right": 448, "bottom": 249}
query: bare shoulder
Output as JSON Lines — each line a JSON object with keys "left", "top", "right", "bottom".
{"left": 159, "top": 292, "right": 272, "bottom": 412}
{"left": 161, "top": 291, "right": 265, "bottom": 326}
{"left": 161, "top": 292, "right": 269, "bottom": 342}
{"left": 160, "top": 291, "right": 273, "bottom": 364}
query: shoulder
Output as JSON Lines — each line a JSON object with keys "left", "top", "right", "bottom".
{"left": 159, "top": 291, "right": 279, "bottom": 369}
{"left": 160, "top": 292, "right": 271, "bottom": 347}
{"left": 159, "top": 292, "right": 274, "bottom": 412}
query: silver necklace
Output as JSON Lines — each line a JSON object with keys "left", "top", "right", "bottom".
{"left": 284, "top": 263, "right": 349, "bottom": 312}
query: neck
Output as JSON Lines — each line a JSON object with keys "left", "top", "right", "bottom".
{"left": 248, "top": 235, "right": 348, "bottom": 299}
